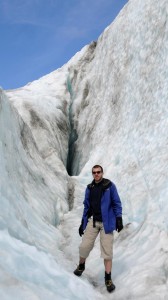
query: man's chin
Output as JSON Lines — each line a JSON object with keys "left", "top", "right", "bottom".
{"left": 95, "top": 177, "right": 103, "bottom": 183}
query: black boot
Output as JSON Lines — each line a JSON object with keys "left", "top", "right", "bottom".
{"left": 105, "top": 272, "right": 115, "bottom": 293}
{"left": 74, "top": 263, "right": 85, "bottom": 276}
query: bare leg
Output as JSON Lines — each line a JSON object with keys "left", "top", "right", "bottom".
{"left": 104, "top": 259, "right": 112, "bottom": 274}
{"left": 79, "top": 257, "right": 86, "bottom": 264}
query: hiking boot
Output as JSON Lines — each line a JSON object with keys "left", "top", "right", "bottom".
{"left": 105, "top": 272, "right": 115, "bottom": 293}
{"left": 105, "top": 279, "right": 116, "bottom": 293}
{"left": 74, "top": 263, "right": 85, "bottom": 276}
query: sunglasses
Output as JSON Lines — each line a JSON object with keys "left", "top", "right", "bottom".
{"left": 92, "top": 171, "right": 102, "bottom": 175}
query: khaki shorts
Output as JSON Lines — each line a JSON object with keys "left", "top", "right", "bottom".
{"left": 79, "top": 218, "right": 113, "bottom": 260}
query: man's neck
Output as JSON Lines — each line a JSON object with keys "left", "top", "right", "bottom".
{"left": 95, "top": 178, "right": 103, "bottom": 184}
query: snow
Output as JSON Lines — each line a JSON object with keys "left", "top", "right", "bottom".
{"left": 1, "top": 0, "right": 168, "bottom": 299}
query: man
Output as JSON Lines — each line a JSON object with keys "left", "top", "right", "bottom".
{"left": 74, "top": 165, "right": 123, "bottom": 293}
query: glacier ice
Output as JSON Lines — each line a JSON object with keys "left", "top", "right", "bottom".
{"left": 1, "top": 0, "right": 168, "bottom": 299}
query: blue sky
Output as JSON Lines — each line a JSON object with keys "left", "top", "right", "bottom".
{"left": 0, "top": 0, "right": 128, "bottom": 90}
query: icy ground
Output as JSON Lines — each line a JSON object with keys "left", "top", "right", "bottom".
{"left": 1, "top": 0, "right": 168, "bottom": 299}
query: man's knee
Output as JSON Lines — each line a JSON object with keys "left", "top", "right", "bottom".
{"left": 79, "top": 241, "right": 94, "bottom": 258}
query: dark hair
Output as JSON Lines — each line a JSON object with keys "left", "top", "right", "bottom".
{"left": 92, "top": 165, "right": 103, "bottom": 172}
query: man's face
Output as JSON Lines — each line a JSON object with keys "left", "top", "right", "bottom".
{"left": 92, "top": 167, "right": 103, "bottom": 182}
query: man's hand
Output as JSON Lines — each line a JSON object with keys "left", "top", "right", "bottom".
{"left": 79, "top": 220, "right": 84, "bottom": 236}
{"left": 116, "top": 217, "right": 123, "bottom": 232}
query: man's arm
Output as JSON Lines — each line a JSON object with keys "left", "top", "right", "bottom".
{"left": 110, "top": 183, "right": 122, "bottom": 217}
{"left": 78, "top": 187, "right": 90, "bottom": 236}
{"left": 82, "top": 187, "right": 90, "bottom": 220}
{"left": 110, "top": 183, "right": 123, "bottom": 232}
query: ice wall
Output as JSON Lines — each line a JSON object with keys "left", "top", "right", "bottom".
{"left": 68, "top": 0, "right": 168, "bottom": 227}
{"left": 0, "top": 86, "right": 69, "bottom": 253}
{"left": 1, "top": 0, "right": 168, "bottom": 298}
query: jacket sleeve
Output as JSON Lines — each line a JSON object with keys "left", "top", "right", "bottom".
{"left": 82, "top": 187, "right": 90, "bottom": 220}
{"left": 81, "top": 187, "right": 91, "bottom": 230}
{"left": 110, "top": 183, "right": 122, "bottom": 217}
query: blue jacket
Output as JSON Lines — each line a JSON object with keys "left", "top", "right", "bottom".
{"left": 82, "top": 178, "right": 122, "bottom": 234}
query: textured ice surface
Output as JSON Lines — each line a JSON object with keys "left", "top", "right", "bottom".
{"left": 0, "top": 0, "right": 168, "bottom": 298}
